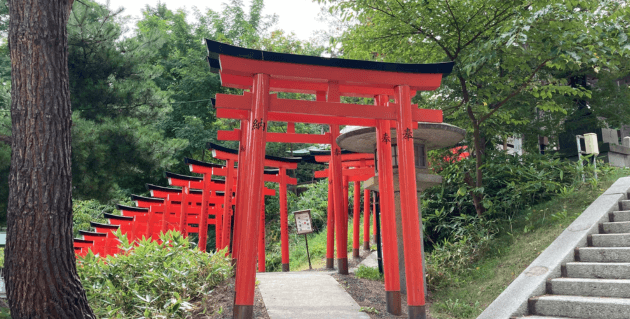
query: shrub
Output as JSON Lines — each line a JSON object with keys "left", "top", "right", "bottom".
{"left": 423, "top": 152, "right": 579, "bottom": 248}
{"left": 425, "top": 216, "right": 497, "bottom": 290}
{"left": 77, "top": 230, "right": 232, "bottom": 318}
{"left": 355, "top": 265, "right": 383, "bottom": 281}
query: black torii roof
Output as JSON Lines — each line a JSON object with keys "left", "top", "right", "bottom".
{"left": 207, "top": 142, "right": 302, "bottom": 164}
{"left": 204, "top": 39, "right": 454, "bottom": 75}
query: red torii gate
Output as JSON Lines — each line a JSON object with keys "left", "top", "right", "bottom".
{"left": 147, "top": 179, "right": 273, "bottom": 252}
{"left": 313, "top": 152, "right": 375, "bottom": 260}
{"left": 207, "top": 143, "right": 298, "bottom": 272}
{"left": 206, "top": 39, "right": 452, "bottom": 318}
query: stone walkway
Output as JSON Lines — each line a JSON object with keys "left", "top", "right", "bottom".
{"left": 256, "top": 271, "right": 370, "bottom": 319}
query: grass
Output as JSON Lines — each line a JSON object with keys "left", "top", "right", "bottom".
{"left": 355, "top": 265, "right": 384, "bottom": 281}
{"left": 283, "top": 215, "right": 372, "bottom": 272}
{"left": 428, "top": 166, "right": 630, "bottom": 319}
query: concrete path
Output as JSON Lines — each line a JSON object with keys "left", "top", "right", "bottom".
{"left": 256, "top": 271, "right": 370, "bottom": 319}
{"left": 350, "top": 251, "right": 378, "bottom": 273}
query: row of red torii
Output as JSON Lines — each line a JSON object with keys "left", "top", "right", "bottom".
{"left": 73, "top": 144, "right": 376, "bottom": 272}
{"left": 75, "top": 39, "right": 454, "bottom": 319}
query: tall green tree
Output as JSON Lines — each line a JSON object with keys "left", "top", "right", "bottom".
{"left": 322, "top": 0, "right": 630, "bottom": 216}
{"left": 67, "top": 1, "right": 187, "bottom": 201}
{"left": 137, "top": 1, "right": 325, "bottom": 169}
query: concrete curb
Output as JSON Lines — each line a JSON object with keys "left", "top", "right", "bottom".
{"left": 477, "top": 176, "right": 630, "bottom": 319}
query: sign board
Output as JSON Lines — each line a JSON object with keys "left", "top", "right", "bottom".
{"left": 584, "top": 133, "right": 600, "bottom": 155}
{"left": 293, "top": 210, "right": 314, "bottom": 235}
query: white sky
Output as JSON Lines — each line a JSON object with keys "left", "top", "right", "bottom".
{"left": 96, "top": 0, "right": 330, "bottom": 41}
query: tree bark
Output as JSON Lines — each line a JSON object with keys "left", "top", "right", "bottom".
{"left": 6, "top": 0, "right": 95, "bottom": 317}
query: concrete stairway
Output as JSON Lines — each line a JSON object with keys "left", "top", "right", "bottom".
{"left": 522, "top": 199, "right": 630, "bottom": 319}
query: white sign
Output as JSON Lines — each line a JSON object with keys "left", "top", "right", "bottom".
{"left": 584, "top": 133, "right": 600, "bottom": 155}
{"left": 294, "top": 210, "right": 313, "bottom": 235}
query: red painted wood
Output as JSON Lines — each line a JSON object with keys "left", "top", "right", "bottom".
{"left": 395, "top": 85, "right": 425, "bottom": 307}
{"left": 352, "top": 181, "right": 360, "bottom": 255}
{"left": 279, "top": 167, "right": 290, "bottom": 269}
{"left": 198, "top": 173, "right": 212, "bottom": 252}
{"left": 218, "top": 55, "right": 444, "bottom": 91}
{"left": 375, "top": 95, "right": 402, "bottom": 296}
{"left": 221, "top": 159, "right": 235, "bottom": 251}
{"left": 326, "top": 167, "right": 335, "bottom": 263}
{"left": 327, "top": 84, "right": 348, "bottom": 273}
{"left": 234, "top": 73, "right": 270, "bottom": 307}
{"left": 219, "top": 72, "right": 415, "bottom": 97}
{"left": 342, "top": 160, "right": 375, "bottom": 168}
{"left": 258, "top": 199, "right": 266, "bottom": 272}
{"left": 363, "top": 188, "right": 370, "bottom": 249}
{"left": 314, "top": 167, "right": 374, "bottom": 178}
{"left": 211, "top": 148, "right": 298, "bottom": 169}
{"left": 231, "top": 119, "right": 249, "bottom": 262}
{"left": 314, "top": 153, "right": 375, "bottom": 163}
{"left": 216, "top": 93, "right": 442, "bottom": 123}
{"left": 218, "top": 129, "right": 332, "bottom": 144}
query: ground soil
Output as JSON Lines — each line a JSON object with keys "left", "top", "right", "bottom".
{"left": 331, "top": 272, "right": 434, "bottom": 319}
{"left": 192, "top": 277, "right": 269, "bottom": 319}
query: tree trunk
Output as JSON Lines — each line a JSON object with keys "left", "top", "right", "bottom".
{"left": 471, "top": 121, "right": 486, "bottom": 217}
{"left": 6, "top": 0, "right": 95, "bottom": 317}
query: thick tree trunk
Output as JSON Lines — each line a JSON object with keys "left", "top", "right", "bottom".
{"left": 6, "top": 0, "right": 95, "bottom": 318}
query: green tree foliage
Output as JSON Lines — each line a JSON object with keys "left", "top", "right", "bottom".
{"left": 320, "top": 0, "right": 630, "bottom": 216}
{"left": 137, "top": 1, "right": 326, "bottom": 173}
{"left": 72, "top": 115, "right": 187, "bottom": 201}
{"left": 68, "top": 1, "right": 167, "bottom": 121}
{"left": 423, "top": 152, "right": 579, "bottom": 247}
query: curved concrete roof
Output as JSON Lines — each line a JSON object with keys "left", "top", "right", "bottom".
{"left": 337, "top": 122, "right": 466, "bottom": 153}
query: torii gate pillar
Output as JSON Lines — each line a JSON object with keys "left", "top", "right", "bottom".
{"left": 233, "top": 73, "right": 270, "bottom": 318}
{"left": 395, "top": 85, "right": 425, "bottom": 318}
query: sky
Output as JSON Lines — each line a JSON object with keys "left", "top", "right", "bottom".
{"left": 95, "top": 0, "right": 330, "bottom": 41}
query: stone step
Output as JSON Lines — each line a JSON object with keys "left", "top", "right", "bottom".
{"left": 610, "top": 210, "right": 630, "bottom": 222}
{"left": 514, "top": 317, "right": 570, "bottom": 319}
{"left": 529, "top": 295, "right": 630, "bottom": 319}
{"left": 589, "top": 233, "right": 630, "bottom": 247}
{"left": 600, "top": 221, "right": 630, "bottom": 234}
{"left": 564, "top": 262, "right": 630, "bottom": 279}
{"left": 620, "top": 200, "right": 630, "bottom": 211}
{"left": 548, "top": 278, "right": 630, "bottom": 298}
{"left": 576, "top": 247, "right": 630, "bottom": 262}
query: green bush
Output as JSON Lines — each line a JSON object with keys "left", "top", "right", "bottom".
{"left": 77, "top": 230, "right": 232, "bottom": 318}
{"left": 423, "top": 152, "right": 579, "bottom": 248}
{"left": 425, "top": 216, "right": 497, "bottom": 289}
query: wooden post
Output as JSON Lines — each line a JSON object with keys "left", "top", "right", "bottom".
{"left": 363, "top": 188, "right": 371, "bottom": 250}
{"left": 221, "top": 159, "right": 235, "bottom": 252}
{"left": 326, "top": 163, "right": 335, "bottom": 269}
{"left": 233, "top": 73, "right": 270, "bottom": 318}
{"left": 395, "top": 85, "right": 426, "bottom": 319}
{"left": 280, "top": 167, "right": 290, "bottom": 272}
{"left": 375, "top": 94, "right": 402, "bottom": 315}
{"left": 352, "top": 181, "right": 361, "bottom": 258}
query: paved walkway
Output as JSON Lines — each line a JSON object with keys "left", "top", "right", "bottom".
{"left": 257, "top": 271, "right": 370, "bottom": 319}
{"left": 350, "top": 251, "right": 378, "bottom": 273}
